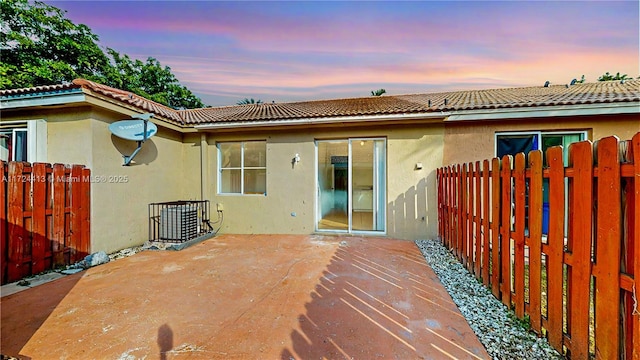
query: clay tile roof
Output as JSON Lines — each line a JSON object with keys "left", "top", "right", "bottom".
{"left": 178, "top": 96, "right": 429, "bottom": 125}
{"left": 394, "top": 79, "right": 640, "bottom": 112}
{"left": 0, "top": 82, "right": 82, "bottom": 96}
{"left": 3, "top": 79, "right": 638, "bottom": 127}
{"left": 71, "top": 79, "right": 184, "bottom": 125}
{"left": 180, "top": 79, "right": 639, "bottom": 125}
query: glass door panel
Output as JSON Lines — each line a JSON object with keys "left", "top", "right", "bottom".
{"left": 351, "top": 140, "right": 374, "bottom": 230}
{"left": 317, "top": 138, "right": 386, "bottom": 233}
{"left": 317, "top": 141, "right": 349, "bottom": 230}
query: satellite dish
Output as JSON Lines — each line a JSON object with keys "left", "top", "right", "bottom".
{"left": 108, "top": 113, "right": 156, "bottom": 166}
{"left": 109, "top": 119, "right": 157, "bottom": 141}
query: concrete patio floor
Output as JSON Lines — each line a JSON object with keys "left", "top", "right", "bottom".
{"left": 1, "top": 234, "right": 489, "bottom": 359}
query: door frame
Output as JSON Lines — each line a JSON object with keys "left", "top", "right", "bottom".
{"left": 314, "top": 137, "right": 386, "bottom": 234}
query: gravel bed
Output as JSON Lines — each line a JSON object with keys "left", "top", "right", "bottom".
{"left": 416, "top": 239, "right": 564, "bottom": 360}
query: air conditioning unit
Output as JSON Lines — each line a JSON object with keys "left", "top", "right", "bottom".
{"left": 160, "top": 205, "right": 198, "bottom": 241}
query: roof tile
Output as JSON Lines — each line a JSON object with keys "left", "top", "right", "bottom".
{"left": 3, "top": 79, "right": 638, "bottom": 126}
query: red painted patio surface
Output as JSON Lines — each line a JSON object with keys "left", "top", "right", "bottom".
{"left": 1, "top": 234, "right": 489, "bottom": 359}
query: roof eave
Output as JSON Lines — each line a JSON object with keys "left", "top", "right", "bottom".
{"left": 194, "top": 112, "right": 450, "bottom": 130}
{"left": 0, "top": 88, "right": 86, "bottom": 109}
{"left": 446, "top": 102, "right": 640, "bottom": 122}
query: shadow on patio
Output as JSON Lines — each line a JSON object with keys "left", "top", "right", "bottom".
{"left": 281, "top": 237, "right": 489, "bottom": 359}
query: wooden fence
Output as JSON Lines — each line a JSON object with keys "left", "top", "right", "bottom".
{"left": 437, "top": 133, "right": 640, "bottom": 359}
{"left": 1, "top": 161, "right": 91, "bottom": 285}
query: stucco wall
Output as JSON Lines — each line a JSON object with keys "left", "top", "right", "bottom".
{"left": 2, "top": 105, "right": 196, "bottom": 253}
{"left": 204, "top": 124, "right": 444, "bottom": 241}
{"left": 443, "top": 114, "right": 640, "bottom": 166}
{"left": 87, "top": 108, "right": 197, "bottom": 253}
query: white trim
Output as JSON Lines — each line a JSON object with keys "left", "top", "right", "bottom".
{"left": 448, "top": 102, "right": 639, "bottom": 122}
{"left": 195, "top": 112, "right": 449, "bottom": 130}
{"left": 314, "top": 137, "right": 387, "bottom": 235}
{"left": 1, "top": 92, "right": 86, "bottom": 109}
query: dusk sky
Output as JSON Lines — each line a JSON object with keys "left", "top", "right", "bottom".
{"left": 50, "top": 1, "right": 639, "bottom": 107}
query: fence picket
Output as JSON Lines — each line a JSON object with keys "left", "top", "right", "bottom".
{"left": 7, "top": 162, "right": 26, "bottom": 282}
{"left": 456, "top": 164, "right": 462, "bottom": 259}
{"left": 80, "top": 167, "right": 91, "bottom": 258}
{"left": 500, "top": 155, "right": 513, "bottom": 307}
{"left": 468, "top": 162, "right": 475, "bottom": 273}
{"left": 51, "top": 164, "right": 66, "bottom": 266}
{"left": 567, "top": 141, "right": 594, "bottom": 359}
{"left": 482, "top": 160, "right": 490, "bottom": 286}
{"left": 546, "top": 146, "right": 565, "bottom": 350}
{"left": 31, "top": 163, "right": 48, "bottom": 274}
{"left": 461, "top": 163, "right": 468, "bottom": 267}
{"left": 514, "top": 153, "right": 526, "bottom": 318}
{"left": 593, "top": 136, "right": 621, "bottom": 359}
{"left": 69, "top": 165, "right": 82, "bottom": 262}
{"left": 474, "top": 161, "right": 482, "bottom": 278}
{"left": 446, "top": 166, "right": 455, "bottom": 249}
{"left": 632, "top": 133, "right": 640, "bottom": 360}
{"left": 528, "top": 150, "right": 543, "bottom": 333}
{"left": 491, "top": 158, "right": 501, "bottom": 298}
{"left": 0, "top": 161, "right": 6, "bottom": 283}
{"left": 437, "top": 169, "right": 443, "bottom": 242}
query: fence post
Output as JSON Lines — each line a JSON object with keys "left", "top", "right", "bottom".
{"left": 593, "top": 136, "right": 622, "bottom": 359}
{"left": 567, "top": 140, "right": 593, "bottom": 359}
{"left": 546, "top": 146, "right": 565, "bottom": 350}
{"left": 528, "top": 150, "right": 543, "bottom": 334}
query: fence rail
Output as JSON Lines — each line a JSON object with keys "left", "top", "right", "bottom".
{"left": 1, "top": 160, "right": 91, "bottom": 285}
{"left": 437, "top": 133, "right": 640, "bottom": 359}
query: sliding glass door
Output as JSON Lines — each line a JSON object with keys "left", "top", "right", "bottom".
{"left": 316, "top": 138, "right": 386, "bottom": 233}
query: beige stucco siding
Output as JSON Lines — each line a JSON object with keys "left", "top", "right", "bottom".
{"left": 443, "top": 114, "right": 640, "bottom": 166}
{"left": 87, "top": 109, "right": 196, "bottom": 253}
{"left": 205, "top": 124, "right": 444, "bottom": 241}
{"left": 2, "top": 105, "right": 197, "bottom": 253}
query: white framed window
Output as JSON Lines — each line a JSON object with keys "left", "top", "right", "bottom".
{"left": 496, "top": 130, "right": 586, "bottom": 235}
{"left": 217, "top": 140, "right": 266, "bottom": 195}
{"left": 1, "top": 122, "right": 31, "bottom": 162}
{"left": 495, "top": 130, "right": 587, "bottom": 165}
{"left": 1, "top": 120, "right": 47, "bottom": 163}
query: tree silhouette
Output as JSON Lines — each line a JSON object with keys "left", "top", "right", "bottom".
{"left": 370, "top": 88, "right": 386, "bottom": 96}
{"left": 597, "top": 72, "right": 628, "bottom": 81}
{"left": 1, "top": 0, "right": 205, "bottom": 109}
{"left": 237, "top": 98, "right": 263, "bottom": 105}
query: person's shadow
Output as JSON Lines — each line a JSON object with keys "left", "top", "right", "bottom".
{"left": 157, "top": 324, "right": 173, "bottom": 360}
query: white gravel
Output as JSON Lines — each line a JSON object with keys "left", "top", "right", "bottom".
{"left": 416, "top": 239, "right": 564, "bottom": 360}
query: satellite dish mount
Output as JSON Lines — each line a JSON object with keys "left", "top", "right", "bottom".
{"left": 108, "top": 113, "right": 158, "bottom": 166}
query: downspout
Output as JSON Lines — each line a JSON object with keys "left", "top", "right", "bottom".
{"left": 200, "top": 133, "right": 209, "bottom": 201}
